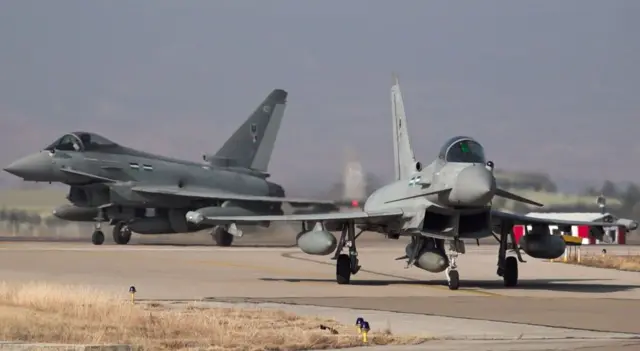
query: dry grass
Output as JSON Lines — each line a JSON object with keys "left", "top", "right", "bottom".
{"left": 0, "top": 281, "right": 426, "bottom": 350}
{"left": 557, "top": 254, "right": 640, "bottom": 272}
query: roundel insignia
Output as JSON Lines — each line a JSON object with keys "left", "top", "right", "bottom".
{"left": 250, "top": 123, "right": 258, "bottom": 143}
{"left": 262, "top": 105, "right": 271, "bottom": 113}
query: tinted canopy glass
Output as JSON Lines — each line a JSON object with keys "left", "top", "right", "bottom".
{"left": 44, "top": 132, "right": 118, "bottom": 152}
{"left": 438, "top": 136, "right": 486, "bottom": 163}
{"left": 71, "top": 132, "right": 118, "bottom": 150}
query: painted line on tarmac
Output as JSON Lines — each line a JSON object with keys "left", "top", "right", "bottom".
{"left": 280, "top": 252, "right": 502, "bottom": 297}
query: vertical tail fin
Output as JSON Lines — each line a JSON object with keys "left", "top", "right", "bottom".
{"left": 214, "top": 89, "right": 288, "bottom": 172}
{"left": 391, "top": 74, "right": 417, "bottom": 180}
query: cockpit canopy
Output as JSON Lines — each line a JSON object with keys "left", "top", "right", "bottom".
{"left": 438, "top": 136, "right": 486, "bottom": 163}
{"left": 44, "top": 132, "right": 118, "bottom": 152}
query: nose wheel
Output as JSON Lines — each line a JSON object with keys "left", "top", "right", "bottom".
{"left": 91, "top": 207, "right": 107, "bottom": 245}
{"left": 91, "top": 230, "right": 104, "bottom": 245}
{"left": 444, "top": 239, "right": 463, "bottom": 290}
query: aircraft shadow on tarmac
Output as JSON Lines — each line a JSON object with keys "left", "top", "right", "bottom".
{"left": 0, "top": 236, "right": 296, "bottom": 248}
{"left": 132, "top": 242, "right": 297, "bottom": 248}
{"left": 259, "top": 277, "right": 639, "bottom": 293}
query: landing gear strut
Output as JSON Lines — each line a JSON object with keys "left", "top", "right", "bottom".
{"left": 211, "top": 226, "right": 233, "bottom": 247}
{"left": 112, "top": 221, "right": 132, "bottom": 245}
{"left": 91, "top": 209, "right": 106, "bottom": 245}
{"left": 496, "top": 220, "right": 523, "bottom": 287}
{"left": 445, "top": 239, "right": 463, "bottom": 290}
{"left": 332, "top": 221, "right": 362, "bottom": 284}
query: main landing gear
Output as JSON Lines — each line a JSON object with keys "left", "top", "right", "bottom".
{"left": 211, "top": 226, "right": 234, "bottom": 247}
{"left": 332, "top": 221, "right": 363, "bottom": 284}
{"left": 112, "top": 221, "right": 132, "bottom": 245}
{"left": 89, "top": 208, "right": 133, "bottom": 246}
{"left": 496, "top": 220, "right": 525, "bottom": 287}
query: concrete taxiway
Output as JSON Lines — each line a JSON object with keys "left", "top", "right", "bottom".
{"left": 0, "top": 237, "right": 639, "bottom": 350}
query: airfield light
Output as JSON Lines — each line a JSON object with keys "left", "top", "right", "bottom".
{"left": 129, "top": 286, "right": 137, "bottom": 304}
{"left": 355, "top": 317, "right": 364, "bottom": 334}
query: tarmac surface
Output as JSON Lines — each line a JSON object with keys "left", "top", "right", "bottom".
{"left": 0, "top": 232, "right": 639, "bottom": 350}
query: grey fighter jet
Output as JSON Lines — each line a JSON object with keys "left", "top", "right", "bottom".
{"left": 4, "top": 89, "right": 337, "bottom": 246}
{"left": 185, "top": 77, "right": 637, "bottom": 290}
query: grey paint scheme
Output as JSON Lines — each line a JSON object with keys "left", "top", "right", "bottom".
{"left": 186, "top": 76, "right": 637, "bottom": 289}
{"left": 3, "top": 89, "right": 337, "bottom": 245}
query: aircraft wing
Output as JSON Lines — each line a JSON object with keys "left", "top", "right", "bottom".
{"left": 131, "top": 185, "right": 338, "bottom": 205}
{"left": 186, "top": 208, "right": 405, "bottom": 226}
{"left": 491, "top": 210, "right": 635, "bottom": 230}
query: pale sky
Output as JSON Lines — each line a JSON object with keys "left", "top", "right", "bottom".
{"left": 1, "top": 0, "right": 638, "bottom": 192}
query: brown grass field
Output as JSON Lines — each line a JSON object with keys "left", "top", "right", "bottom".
{"left": 556, "top": 253, "right": 640, "bottom": 272}
{"left": 0, "top": 282, "right": 426, "bottom": 350}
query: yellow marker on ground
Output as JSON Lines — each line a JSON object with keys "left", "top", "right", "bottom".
{"left": 360, "top": 321, "right": 370, "bottom": 343}
{"left": 129, "top": 286, "right": 136, "bottom": 304}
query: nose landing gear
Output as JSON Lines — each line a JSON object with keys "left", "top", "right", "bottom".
{"left": 91, "top": 208, "right": 106, "bottom": 245}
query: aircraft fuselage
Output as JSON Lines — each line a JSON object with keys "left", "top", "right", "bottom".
{"left": 363, "top": 159, "right": 496, "bottom": 240}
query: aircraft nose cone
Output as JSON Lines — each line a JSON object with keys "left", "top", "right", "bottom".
{"left": 3, "top": 153, "right": 52, "bottom": 181}
{"left": 452, "top": 165, "right": 496, "bottom": 206}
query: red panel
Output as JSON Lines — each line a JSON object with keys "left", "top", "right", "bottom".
{"left": 576, "top": 225, "right": 589, "bottom": 238}
{"left": 577, "top": 225, "right": 596, "bottom": 245}
{"left": 513, "top": 225, "right": 525, "bottom": 245}
{"left": 617, "top": 226, "right": 626, "bottom": 245}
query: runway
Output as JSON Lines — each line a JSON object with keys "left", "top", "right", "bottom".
{"left": 0, "top": 238, "right": 639, "bottom": 350}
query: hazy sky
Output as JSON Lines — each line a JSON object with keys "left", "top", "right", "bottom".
{"left": 1, "top": 0, "right": 639, "bottom": 190}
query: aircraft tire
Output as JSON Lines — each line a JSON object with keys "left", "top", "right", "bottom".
{"left": 336, "top": 254, "right": 351, "bottom": 284}
{"left": 447, "top": 270, "right": 460, "bottom": 290}
{"left": 212, "top": 227, "right": 233, "bottom": 247}
{"left": 92, "top": 230, "right": 105, "bottom": 245}
{"left": 112, "top": 222, "right": 131, "bottom": 245}
{"left": 503, "top": 256, "right": 518, "bottom": 287}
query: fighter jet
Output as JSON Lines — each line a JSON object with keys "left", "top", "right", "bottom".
{"left": 4, "top": 89, "right": 337, "bottom": 246}
{"left": 185, "top": 76, "right": 637, "bottom": 290}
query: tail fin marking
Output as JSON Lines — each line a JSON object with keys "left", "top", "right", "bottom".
{"left": 214, "top": 89, "right": 288, "bottom": 172}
